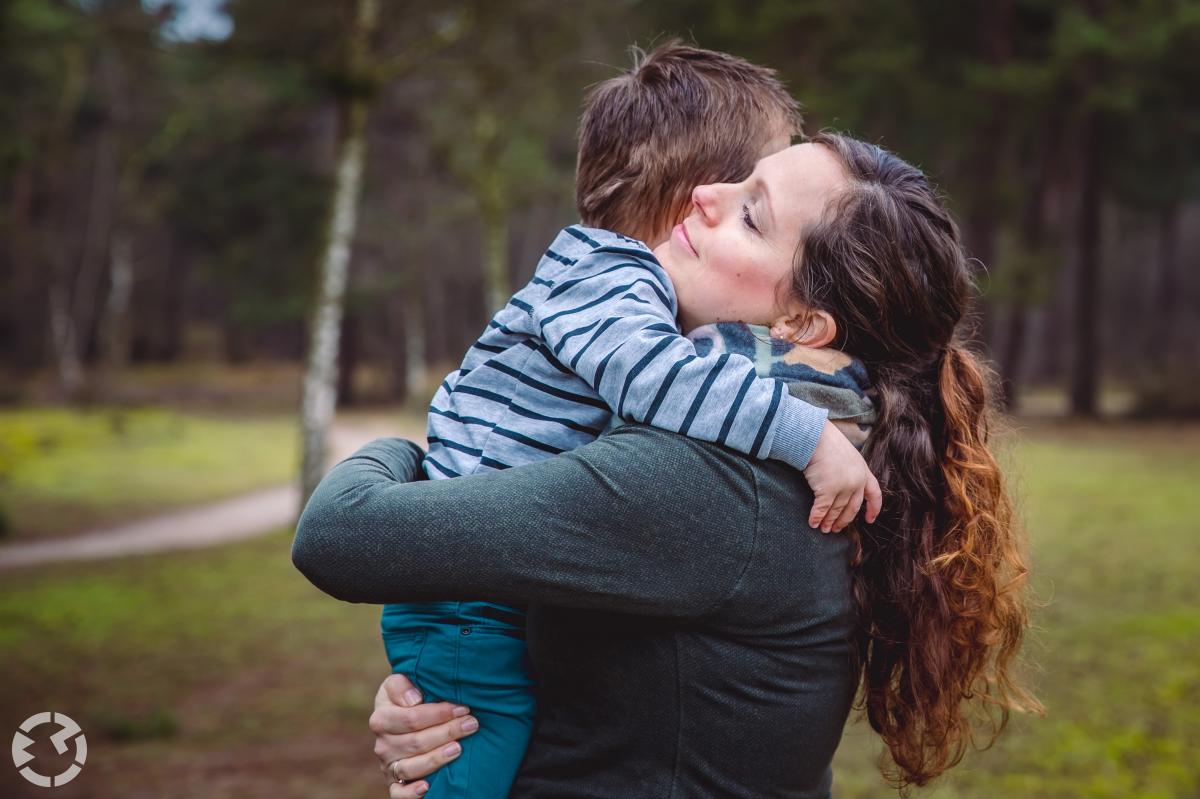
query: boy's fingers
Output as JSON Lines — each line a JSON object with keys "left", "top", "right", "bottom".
{"left": 864, "top": 472, "right": 883, "bottom": 523}
{"left": 808, "top": 496, "right": 831, "bottom": 529}
{"left": 829, "top": 489, "right": 856, "bottom": 532}
{"left": 831, "top": 487, "right": 863, "bottom": 532}
{"left": 821, "top": 492, "right": 850, "bottom": 533}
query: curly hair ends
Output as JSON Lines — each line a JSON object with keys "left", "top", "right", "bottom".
{"left": 860, "top": 343, "right": 1042, "bottom": 789}
{"left": 795, "top": 133, "right": 1042, "bottom": 790}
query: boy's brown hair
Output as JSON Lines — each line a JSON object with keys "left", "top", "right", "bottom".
{"left": 577, "top": 41, "right": 802, "bottom": 244}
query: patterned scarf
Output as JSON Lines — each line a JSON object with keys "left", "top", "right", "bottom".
{"left": 688, "top": 322, "right": 876, "bottom": 448}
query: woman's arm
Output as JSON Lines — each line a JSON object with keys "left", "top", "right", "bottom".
{"left": 292, "top": 425, "right": 759, "bottom": 618}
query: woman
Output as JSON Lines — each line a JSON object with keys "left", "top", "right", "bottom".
{"left": 292, "top": 134, "right": 1039, "bottom": 797}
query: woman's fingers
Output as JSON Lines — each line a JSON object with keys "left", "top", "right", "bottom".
{"left": 374, "top": 712, "right": 479, "bottom": 761}
{"left": 372, "top": 673, "right": 471, "bottom": 736}
{"left": 388, "top": 777, "right": 429, "bottom": 798}
{"left": 382, "top": 737, "right": 466, "bottom": 788}
{"left": 371, "top": 671, "right": 478, "bottom": 792}
{"left": 831, "top": 486, "right": 864, "bottom": 532}
{"left": 378, "top": 673, "right": 423, "bottom": 709}
{"left": 397, "top": 713, "right": 479, "bottom": 757}
{"left": 371, "top": 699, "right": 469, "bottom": 735}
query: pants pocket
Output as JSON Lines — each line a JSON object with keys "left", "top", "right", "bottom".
{"left": 382, "top": 629, "right": 428, "bottom": 683}
{"left": 456, "top": 626, "right": 537, "bottom": 715}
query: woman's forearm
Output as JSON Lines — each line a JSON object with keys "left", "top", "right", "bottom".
{"left": 291, "top": 426, "right": 758, "bottom": 617}
{"left": 291, "top": 436, "right": 425, "bottom": 601}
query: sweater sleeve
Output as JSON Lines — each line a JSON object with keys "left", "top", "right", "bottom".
{"left": 291, "top": 427, "right": 760, "bottom": 618}
{"left": 537, "top": 243, "right": 828, "bottom": 469}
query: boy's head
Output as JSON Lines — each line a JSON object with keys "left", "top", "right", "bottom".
{"left": 576, "top": 41, "right": 802, "bottom": 245}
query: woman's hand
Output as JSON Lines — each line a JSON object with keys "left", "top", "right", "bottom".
{"left": 370, "top": 673, "right": 480, "bottom": 798}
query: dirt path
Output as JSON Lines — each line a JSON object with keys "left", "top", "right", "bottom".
{"left": 0, "top": 419, "right": 425, "bottom": 571}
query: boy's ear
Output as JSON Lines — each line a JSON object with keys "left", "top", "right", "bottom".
{"left": 769, "top": 308, "right": 837, "bottom": 348}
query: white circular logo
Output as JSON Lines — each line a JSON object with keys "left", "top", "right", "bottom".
{"left": 12, "top": 712, "right": 87, "bottom": 787}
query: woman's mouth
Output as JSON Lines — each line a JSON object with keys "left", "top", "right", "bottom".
{"left": 674, "top": 223, "right": 698, "bottom": 257}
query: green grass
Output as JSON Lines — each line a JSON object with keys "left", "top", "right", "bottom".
{"left": 0, "top": 407, "right": 298, "bottom": 541}
{"left": 0, "top": 422, "right": 1196, "bottom": 798}
{"left": 0, "top": 531, "right": 387, "bottom": 799}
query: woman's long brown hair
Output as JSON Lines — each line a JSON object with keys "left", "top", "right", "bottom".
{"left": 792, "top": 133, "right": 1042, "bottom": 788}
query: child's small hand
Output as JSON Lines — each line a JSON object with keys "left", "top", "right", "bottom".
{"left": 803, "top": 420, "right": 882, "bottom": 533}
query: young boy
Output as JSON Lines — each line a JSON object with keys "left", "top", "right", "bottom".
{"left": 381, "top": 42, "right": 879, "bottom": 798}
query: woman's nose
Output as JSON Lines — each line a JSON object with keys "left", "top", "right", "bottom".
{"left": 691, "top": 184, "right": 722, "bottom": 225}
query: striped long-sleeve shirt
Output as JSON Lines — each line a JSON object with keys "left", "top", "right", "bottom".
{"left": 422, "top": 225, "right": 829, "bottom": 480}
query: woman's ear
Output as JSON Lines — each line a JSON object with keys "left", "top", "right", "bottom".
{"left": 769, "top": 309, "right": 837, "bottom": 348}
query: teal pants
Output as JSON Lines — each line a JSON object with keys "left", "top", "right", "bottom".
{"left": 381, "top": 601, "right": 536, "bottom": 799}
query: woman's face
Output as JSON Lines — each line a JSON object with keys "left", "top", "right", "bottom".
{"left": 653, "top": 143, "right": 848, "bottom": 334}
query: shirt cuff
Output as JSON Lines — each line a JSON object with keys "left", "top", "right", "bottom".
{"left": 766, "top": 397, "right": 829, "bottom": 471}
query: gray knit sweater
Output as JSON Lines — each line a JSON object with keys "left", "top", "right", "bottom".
{"left": 293, "top": 424, "right": 856, "bottom": 798}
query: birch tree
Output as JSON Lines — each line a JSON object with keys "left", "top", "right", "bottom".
{"left": 298, "top": 0, "right": 467, "bottom": 501}
{"left": 298, "top": 0, "right": 379, "bottom": 502}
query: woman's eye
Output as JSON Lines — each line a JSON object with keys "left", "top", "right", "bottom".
{"left": 742, "top": 203, "right": 760, "bottom": 233}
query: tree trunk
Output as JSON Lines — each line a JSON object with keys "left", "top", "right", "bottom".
{"left": 100, "top": 227, "right": 134, "bottom": 373}
{"left": 405, "top": 296, "right": 427, "bottom": 397}
{"left": 298, "top": 0, "right": 378, "bottom": 503}
{"left": 392, "top": 289, "right": 428, "bottom": 401}
{"left": 48, "top": 286, "right": 85, "bottom": 401}
{"left": 383, "top": 294, "right": 410, "bottom": 402}
{"left": 1069, "top": 111, "right": 1102, "bottom": 417}
{"left": 224, "top": 322, "right": 251, "bottom": 364}
{"left": 48, "top": 112, "right": 117, "bottom": 401}
{"left": 480, "top": 188, "right": 511, "bottom": 313}
{"left": 424, "top": 270, "right": 448, "bottom": 367}
{"left": 46, "top": 40, "right": 128, "bottom": 401}
{"left": 336, "top": 312, "right": 359, "bottom": 406}
{"left": 37, "top": 42, "right": 89, "bottom": 394}
{"left": 998, "top": 103, "right": 1061, "bottom": 411}
{"left": 160, "top": 237, "right": 185, "bottom": 361}
{"left": 6, "top": 161, "right": 43, "bottom": 371}
{"left": 1155, "top": 204, "right": 1180, "bottom": 372}
{"left": 999, "top": 304, "right": 1027, "bottom": 411}
{"left": 298, "top": 104, "right": 369, "bottom": 498}
{"left": 967, "top": 0, "right": 1012, "bottom": 352}
{"left": 470, "top": 117, "right": 511, "bottom": 315}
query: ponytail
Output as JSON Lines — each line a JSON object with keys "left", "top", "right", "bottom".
{"left": 932, "top": 343, "right": 1040, "bottom": 762}
{"left": 852, "top": 342, "right": 1041, "bottom": 789}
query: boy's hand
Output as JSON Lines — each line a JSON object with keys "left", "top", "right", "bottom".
{"left": 803, "top": 420, "right": 882, "bottom": 533}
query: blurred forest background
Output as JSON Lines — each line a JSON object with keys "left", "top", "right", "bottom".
{"left": 3, "top": 0, "right": 1198, "bottom": 416}
{"left": 1, "top": 1, "right": 1198, "bottom": 798}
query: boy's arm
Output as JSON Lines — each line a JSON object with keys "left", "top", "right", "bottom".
{"left": 537, "top": 246, "right": 827, "bottom": 469}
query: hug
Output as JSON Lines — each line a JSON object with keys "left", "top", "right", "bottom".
{"left": 293, "top": 41, "right": 1038, "bottom": 799}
